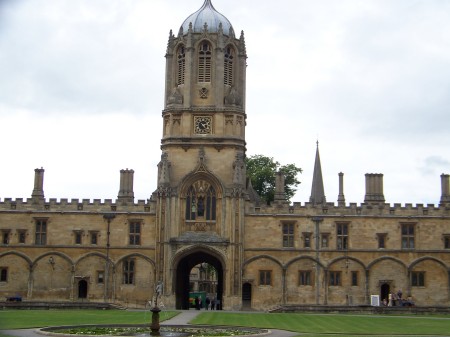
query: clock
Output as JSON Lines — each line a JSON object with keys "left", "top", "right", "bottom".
{"left": 194, "top": 116, "right": 212, "bottom": 134}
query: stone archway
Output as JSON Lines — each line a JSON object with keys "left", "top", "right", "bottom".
{"left": 380, "top": 282, "right": 390, "bottom": 305}
{"left": 174, "top": 250, "right": 224, "bottom": 310}
{"left": 78, "top": 279, "right": 88, "bottom": 299}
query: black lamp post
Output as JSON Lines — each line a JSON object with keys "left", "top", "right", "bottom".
{"left": 103, "top": 213, "right": 115, "bottom": 302}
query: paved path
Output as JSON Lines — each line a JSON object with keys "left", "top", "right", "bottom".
{"left": 1, "top": 310, "right": 296, "bottom": 337}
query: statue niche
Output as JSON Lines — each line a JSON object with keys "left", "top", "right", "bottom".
{"left": 185, "top": 180, "right": 217, "bottom": 232}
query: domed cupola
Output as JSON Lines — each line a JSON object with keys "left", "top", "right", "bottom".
{"left": 180, "top": 0, "right": 234, "bottom": 36}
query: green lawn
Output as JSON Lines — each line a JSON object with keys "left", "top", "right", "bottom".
{"left": 1, "top": 310, "right": 450, "bottom": 336}
{"left": 192, "top": 311, "right": 450, "bottom": 336}
{"left": 0, "top": 309, "right": 177, "bottom": 330}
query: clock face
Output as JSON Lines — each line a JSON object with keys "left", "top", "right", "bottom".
{"left": 194, "top": 116, "right": 212, "bottom": 134}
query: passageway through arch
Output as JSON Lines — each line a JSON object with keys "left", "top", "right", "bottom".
{"left": 175, "top": 251, "right": 223, "bottom": 310}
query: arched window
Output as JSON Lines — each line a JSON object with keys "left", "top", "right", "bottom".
{"left": 177, "top": 45, "right": 186, "bottom": 86}
{"left": 185, "top": 181, "right": 216, "bottom": 221}
{"left": 198, "top": 41, "right": 212, "bottom": 83}
{"left": 224, "top": 46, "right": 234, "bottom": 86}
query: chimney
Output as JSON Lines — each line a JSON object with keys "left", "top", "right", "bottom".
{"left": 364, "top": 173, "right": 385, "bottom": 204}
{"left": 274, "top": 170, "right": 287, "bottom": 202}
{"left": 31, "top": 168, "right": 45, "bottom": 202}
{"left": 337, "top": 172, "right": 345, "bottom": 207}
{"left": 440, "top": 174, "right": 450, "bottom": 205}
{"left": 118, "top": 169, "right": 134, "bottom": 203}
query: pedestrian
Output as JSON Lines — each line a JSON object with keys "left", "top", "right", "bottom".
{"left": 210, "top": 297, "right": 215, "bottom": 310}
{"left": 195, "top": 296, "right": 200, "bottom": 310}
{"left": 205, "top": 296, "right": 210, "bottom": 310}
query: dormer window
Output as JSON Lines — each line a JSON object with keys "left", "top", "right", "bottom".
{"left": 198, "top": 41, "right": 212, "bottom": 83}
{"left": 224, "top": 45, "right": 234, "bottom": 86}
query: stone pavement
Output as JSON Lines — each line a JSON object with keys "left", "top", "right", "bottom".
{"left": 1, "top": 310, "right": 297, "bottom": 337}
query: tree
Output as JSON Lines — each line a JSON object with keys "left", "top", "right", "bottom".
{"left": 245, "top": 154, "right": 302, "bottom": 204}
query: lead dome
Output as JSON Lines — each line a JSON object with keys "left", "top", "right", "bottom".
{"left": 180, "top": 0, "right": 234, "bottom": 36}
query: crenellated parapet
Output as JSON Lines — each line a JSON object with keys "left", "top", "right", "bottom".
{"left": 0, "top": 197, "right": 156, "bottom": 214}
{"left": 246, "top": 197, "right": 449, "bottom": 217}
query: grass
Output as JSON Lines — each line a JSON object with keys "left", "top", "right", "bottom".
{"left": 191, "top": 311, "right": 450, "bottom": 336}
{"left": 1, "top": 310, "right": 450, "bottom": 336}
{"left": 0, "top": 309, "right": 177, "bottom": 330}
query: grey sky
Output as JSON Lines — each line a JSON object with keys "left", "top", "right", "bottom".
{"left": 0, "top": 0, "right": 449, "bottom": 205}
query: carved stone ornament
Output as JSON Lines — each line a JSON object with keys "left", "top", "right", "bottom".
{"left": 199, "top": 87, "right": 209, "bottom": 99}
{"left": 224, "top": 86, "right": 241, "bottom": 106}
{"left": 167, "top": 87, "right": 183, "bottom": 105}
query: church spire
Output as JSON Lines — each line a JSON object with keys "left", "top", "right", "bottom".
{"left": 310, "top": 141, "right": 326, "bottom": 206}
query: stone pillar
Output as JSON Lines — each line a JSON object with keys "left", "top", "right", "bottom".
{"left": 282, "top": 267, "right": 287, "bottom": 305}
{"left": 31, "top": 168, "right": 45, "bottom": 202}
{"left": 365, "top": 269, "right": 370, "bottom": 305}
{"left": 117, "top": 169, "right": 134, "bottom": 203}
{"left": 364, "top": 173, "right": 385, "bottom": 203}
{"left": 338, "top": 172, "right": 346, "bottom": 207}
{"left": 440, "top": 174, "right": 450, "bottom": 205}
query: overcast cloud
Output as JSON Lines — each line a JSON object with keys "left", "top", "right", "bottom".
{"left": 0, "top": 0, "right": 449, "bottom": 206}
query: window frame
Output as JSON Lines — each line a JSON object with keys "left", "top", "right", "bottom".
{"left": 123, "top": 258, "right": 135, "bottom": 285}
{"left": 198, "top": 41, "right": 212, "bottom": 83}
{"left": 303, "top": 232, "right": 312, "bottom": 249}
{"left": 443, "top": 234, "right": 450, "bottom": 249}
{"left": 321, "top": 233, "right": 330, "bottom": 248}
{"left": 97, "top": 270, "right": 104, "bottom": 284}
{"left": 298, "top": 270, "right": 312, "bottom": 286}
{"left": 35, "top": 218, "right": 48, "bottom": 245}
{"left": 129, "top": 220, "right": 142, "bottom": 246}
{"left": 329, "top": 271, "right": 342, "bottom": 286}
{"left": 0, "top": 267, "right": 7, "bottom": 282}
{"left": 177, "top": 44, "right": 186, "bottom": 86}
{"left": 282, "top": 223, "right": 295, "bottom": 248}
{"left": 351, "top": 271, "right": 358, "bottom": 286}
{"left": 411, "top": 271, "right": 425, "bottom": 287}
{"left": 224, "top": 45, "right": 235, "bottom": 86}
{"left": 336, "top": 222, "right": 349, "bottom": 250}
{"left": 90, "top": 231, "right": 99, "bottom": 245}
{"left": 2, "top": 230, "right": 10, "bottom": 245}
{"left": 18, "top": 230, "right": 27, "bottom": 244}
{"left": 259, "top": 270, "right": 272, "bottom": 286}
{"left": 377, "top": 233, "right": 387, "bottom": 249}
{"left": 74, "top": 230, "right": 83, "bottom": 245}
{"left": 401, "top": 223, "right": 415, "bottom": 249}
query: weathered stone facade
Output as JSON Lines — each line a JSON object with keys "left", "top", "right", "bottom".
{"left": 1, "top": 0, "right": 449, "bottom": 310}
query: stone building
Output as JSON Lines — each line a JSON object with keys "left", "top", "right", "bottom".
{"left": 1, "top": 0, "right": 449, "bottom": 310}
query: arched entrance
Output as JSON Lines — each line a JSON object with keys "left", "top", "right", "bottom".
{"left": 380, "top": 283, "right": 390, "bottom": 305}
{"left": 78, "top": 279, "right": 88, "bottom": 299}
{"left": 175, "top": 250, "right": 224, "bottom": 310}
{"left": 242, "top": 282, "right": 252, "bottom": 309}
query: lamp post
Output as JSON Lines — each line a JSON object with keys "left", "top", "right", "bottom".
{"left": 103, "top": 213, "right": 115, "bottom": 302}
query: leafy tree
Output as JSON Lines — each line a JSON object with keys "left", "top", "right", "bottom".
{"left": 245, "top": 154, "right": 302, "bottom": 204}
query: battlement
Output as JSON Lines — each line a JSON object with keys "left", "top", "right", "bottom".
{"left": 250, "top": 200, "right": 449, "bottom": 217}
{"left": 0, "top": 197, "right": 156, "bottom": 214}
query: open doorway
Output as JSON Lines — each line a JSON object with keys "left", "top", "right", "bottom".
{"left": 380, "top": 283, "right": 390, "bottom": 305}
{"left": 78, "top": 279, "right": 88, "bottom": 299}
{"left": 242, "top": 282, "right": 252, "bottom": 309}
{"left": 175, "top": 250, "right": 223, "bottom": 310}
